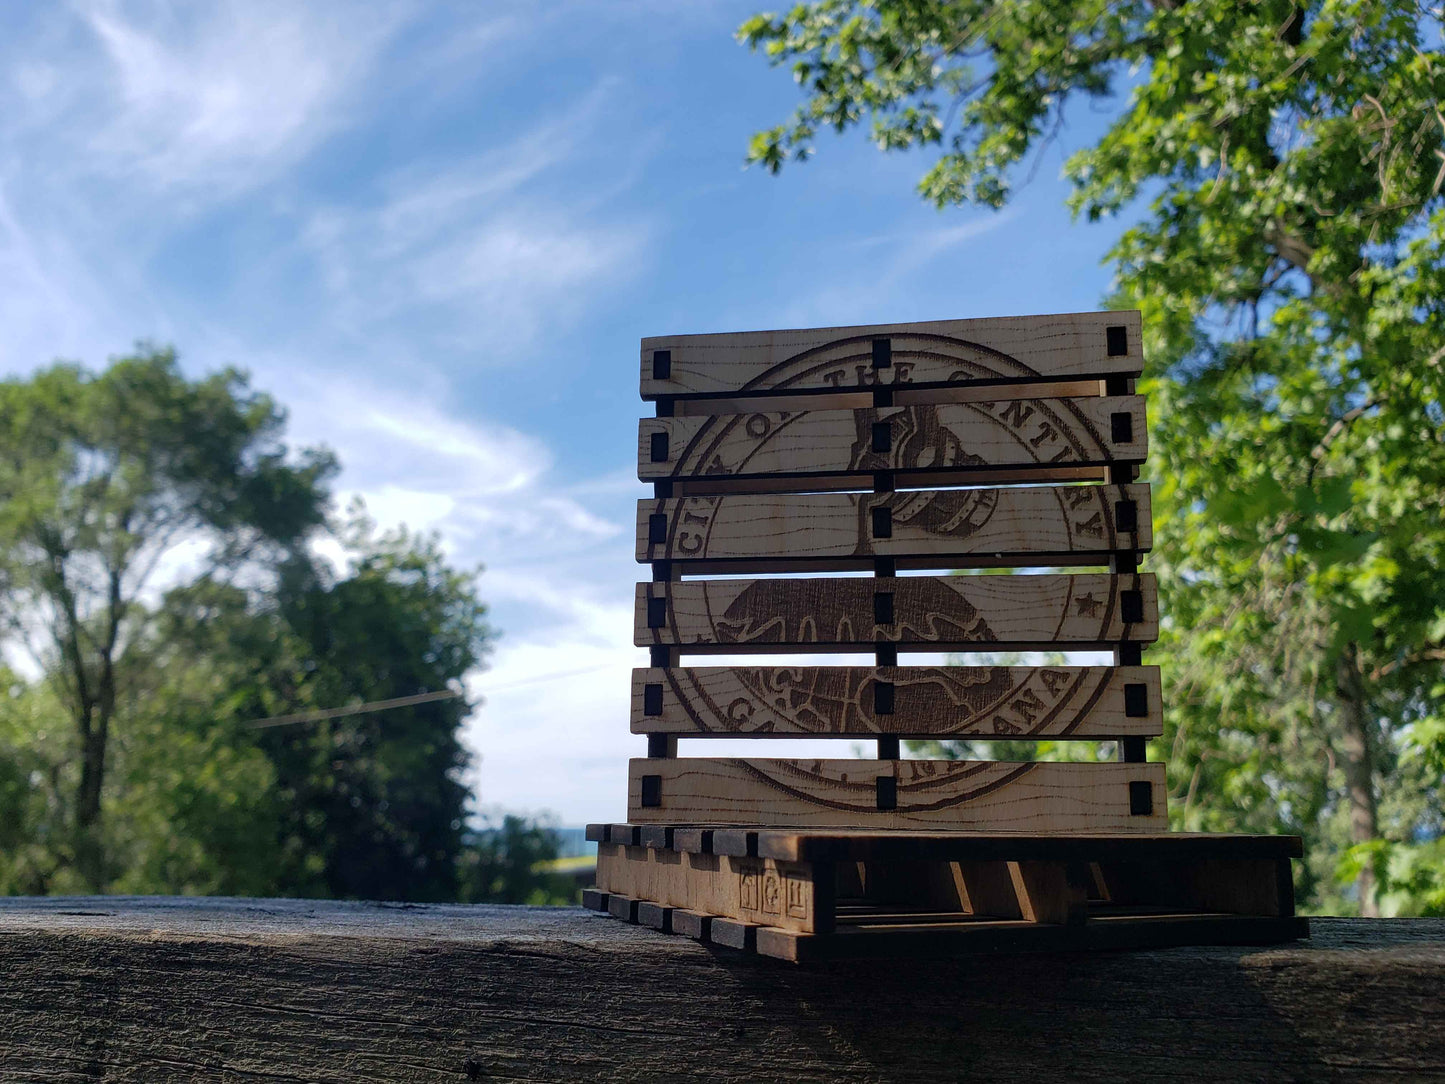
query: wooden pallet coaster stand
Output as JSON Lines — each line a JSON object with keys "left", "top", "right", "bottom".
{"left": 585, "top": 311, "right": 1308, "bottom": 962}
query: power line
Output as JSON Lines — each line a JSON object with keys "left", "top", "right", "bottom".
{"left": 246, "top": 688, "right": 463, "bottom": 730}
{"left": 475, "top": 662, "right": 617, "bottom": 694}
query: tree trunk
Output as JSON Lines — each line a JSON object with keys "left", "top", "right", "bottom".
{"left": 74, "top": 721, "right": 108, "bottom": 892}
{"left": 73, "top": 567, "right": 121, "bottom": 891}
{"left": 76, "top": 726, "right": 106, "bottom": 830}
{"left": 1334, "top": 642, "right": 1379, "bottom": 916}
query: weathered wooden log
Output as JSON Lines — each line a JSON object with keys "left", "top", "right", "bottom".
{"left": 0, "top": 898, "right": 1441, "bottom": 1082}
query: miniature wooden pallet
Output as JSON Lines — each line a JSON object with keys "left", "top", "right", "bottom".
{"left": 590, "top": 310, "right": 1307, "bottom": 960}
{"left": 583, "top": 825, "right": 1308, "bottom": 962}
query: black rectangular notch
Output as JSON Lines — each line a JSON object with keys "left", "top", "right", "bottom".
{"left": 649, "top": 431, "right": 669, "bottom": 462}
{"left": 871, "top": 421, "right": 891, "bottom": 454}
{"left": 643, "top": 682, "right": 664, "bottom": 716}
{"left": 873, "top": 591, "right": 895, "bottom": 625}
{"left": 1123, "top": 681, "right": 1148, "bottom": 718}
{"left": 873, "top": 680, "right": 895, "bottom": 716}
{"left": 652, "top": 349, "right": 672, "bottom": 380}
{"left": 1128, "top": 779, "right": 1153, "bottom": 816}
{"left": 871, "top": 338, "right": 892, "bottom": 369}
{"left": 871, "top": 506, "right": 892, "bottom": 539}
{"left": 648, "top": 512, "right": 667, "bottom": 545}
{"left": 1110, "top": 411, "right": 1134, "bottom": 445}
{"left": 1121, "top": 589, "right": 1144, "bottom": 624}
{"left": 647, "top": 597, "right": 667, "bottom": 628}
{"left": 1106, "top": 325, "right": 1129, "bottom": 357}
{"left": 876, "top": 775, "right": 897, "bottom": 811}
{"left": 1114, "top": 498, "right": 1138, "bottom": 533}
{"left": 640, "top": 774, "right": 663, "bottom": 808}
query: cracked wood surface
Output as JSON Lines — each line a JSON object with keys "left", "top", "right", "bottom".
{"left": 1, "top": 898, "right": 1442, "bottom": 1082}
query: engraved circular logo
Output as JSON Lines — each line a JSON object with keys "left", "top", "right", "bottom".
{"left": 652, "top": 334, "right": 1127, "bottom": 812}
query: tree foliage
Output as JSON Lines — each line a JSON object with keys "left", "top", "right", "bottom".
{"left": 0, "top": 348, "right": 334, "bottom": 888}
{"left": 742, "top": 0, "right": 1445, "bottom": 913}
{"left": 0, "top": 351, "right": 573, "bottom": 905}
{"left": 458, "top": 814, "right": 577, "bottom": 905}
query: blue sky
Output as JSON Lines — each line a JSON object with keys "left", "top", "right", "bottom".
{"left": 0, "top": 0, "right": 1132, "bottom": 825}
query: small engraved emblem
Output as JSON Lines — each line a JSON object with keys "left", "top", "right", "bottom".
{"left": 739, "top": 868, "right": 759, "bottom": 911}
{"left": 761, "top": 870, "right": 782, "bottom": 915}
{"left": 786, "top": 876, "right": 809, "bottom": 919}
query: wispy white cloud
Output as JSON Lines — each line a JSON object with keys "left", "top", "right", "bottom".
{"left": 778, "top": 211, "right": 1021, "bottom": 328}
{"left": 271, "top": 369, "right": 644, "bottom": 822}
{"left": 265, "top": 359, "right": 632, "bottom": 581}
{"left": 73, "top": 0, "right": 415, "bottom": 197}
{"left": 299, "top": 85, "right": 651, "bottom": 354}
{"left": 0, "top": 0, "right": 434, "bottom": 370}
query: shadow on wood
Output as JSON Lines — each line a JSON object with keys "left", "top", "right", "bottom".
{"left": 1, "top": 898, "right": 1441, "bottom": 1082}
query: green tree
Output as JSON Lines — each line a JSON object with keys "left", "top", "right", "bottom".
{"left": 124, "top": 508, "right": 493, "bottom": 901}
{"left": 458, "top": 814, "right": 578, "bottom": 905}
{"left": 259, "top": 512, "right": 492, "bottom": 902}
{"left": 0, "top": 349, "right": 335, "bottom": 889}
{"left": 741, "top": 1, "right": 1445, "bottom": 913}
{"left": 0, "top": 350, "right": 574, "bottom": 906}
{"left": 0, "top": 673, "right": 71, "bottom": 894}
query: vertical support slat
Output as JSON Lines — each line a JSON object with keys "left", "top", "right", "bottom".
{"left": 1008, "top": 861, "right": 1089, "bottom": 926}
{"left": 872, "top": 417, "right": 900, "bottom": 762}
{"left": 812, "top": 860, "right": 837, "bottom": 935}
{"left": 955, "top": 861, "right": 1023, "bottom": 919}
{"left": 648, "top": 444, "right": 682, "bottom": 759}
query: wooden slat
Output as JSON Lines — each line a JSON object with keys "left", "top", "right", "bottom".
{"left": 595, "top": 842, "right": 826, "bottom": 934}
{"left": 636, "top": 901, "right": 673, "bottom": 932}
{"left": 626, "top": 759, "right": 1168, "bottom": 831}
{"left": 956, "top": 861, "right": 1023, "bottom": 918}
{"left": 670, "top": 378, "right": 1111, "bottom": 417}
{"left": 629, "top": 665, "right": 1163, "bottom": 739}
{"left": 649, "top": 464, "right": 1126, "bottom": 496}
{"left": 638, "top": 396, "right": 1146, "bottom": 491}
{"left": 636, "top": 484, "right": 1151, "bottom": 572}
{"left": 640, "top": 311, "right": 1143, "bottom": 400}
{"left": 750, "top": 831, "right": 1306, "bottom": 864}
{"left": 635, "top": 573, "right": 1157, "bottom": 653}
{"left": 1008, "top": 861, "right": 1090, "bottom": 925}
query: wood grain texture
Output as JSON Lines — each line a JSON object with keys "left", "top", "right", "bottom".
{"left": 743, "top": 830, "right": 1304, "bottom": 864}
{"left": 0, "top": 899, "right": 1441, "bottom": 1081}
{"left": 1009, "top": 861, "right": 1089, "bottom": 925}
{"left": 636, "top": 484, "right": 1152, "bottom": 571}
{"left": 668, "top": 378, "right": 1116, "bottom": 418}
{"left": 636, "top": 573, "right": 1158, "bottom": 653}
{"left": 627, "top": 758, "right": 1168, "bottom": 831}
{"left": 629, "top": 665, "right": 1163, "bottom": 738}
{"left": 595, "top": 842, "right": 825, "bottom": 934}
{"left": 640, "top": 310, "right": 1143, "bottom": 399}
{"left": 638, "top": 396, "right": 1147, "bottom": 490}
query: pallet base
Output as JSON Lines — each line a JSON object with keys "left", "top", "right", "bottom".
{"left": 584, "top": 826, "right": 1308, "bottom": 962}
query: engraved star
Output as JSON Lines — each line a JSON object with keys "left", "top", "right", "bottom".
{"left": 1074, "top": 593, "right": 1102, "bottom": 617}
